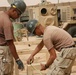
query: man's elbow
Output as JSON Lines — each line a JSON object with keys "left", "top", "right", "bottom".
{"left": 51, "top": 55, "right": 57, "bottom": 60}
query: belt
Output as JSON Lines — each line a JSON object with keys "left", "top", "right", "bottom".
{"left": 61, "top": 44, "right": 75, "bottom": 49}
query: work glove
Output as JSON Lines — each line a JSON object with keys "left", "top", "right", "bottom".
{"left": 16, "top": 58, "right": 24, "bottom": 70}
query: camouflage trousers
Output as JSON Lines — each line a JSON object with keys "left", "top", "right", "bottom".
{"left": 47, "top": 47, "right": 76, "bottom": 75}
{"left": 0, "top": 46, "right": 14, "bottom": 75}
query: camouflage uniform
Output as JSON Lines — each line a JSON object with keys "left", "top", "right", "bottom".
{"left": 43, "top": 26, "right": 76, "bottom": 75}
{"left": 0, "top": 11, "right": 14, "bottom": 75}
{"left": 47, "top": 47, "right": 76, "bottom": 75}
{"left": 0, "top": 46, "right": 14, "bottom": 75}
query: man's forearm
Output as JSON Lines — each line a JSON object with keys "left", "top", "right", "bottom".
{"left": 9, "top": 44, "right": 19, "bottom": 60}
{"left": 45, "top": 56, "right": 56, "bottom": 68}
{"left": 45, "top": 48, "right": 56, "bottom": 68}
{"left": 31, "top": 40, "right": 44, "bottom": 57}
{"left": 7, "top": 40, "right": 19, "bottom": 60}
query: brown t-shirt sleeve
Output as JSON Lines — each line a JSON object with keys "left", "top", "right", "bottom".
{"left": 43, "top": 37, "right": 54, "bottom": 50}
{"left": 3, "top": 19, "right": 14, "bottom": 41}
{"left": 43, "top": 26, "right": 75, "bottom": 51}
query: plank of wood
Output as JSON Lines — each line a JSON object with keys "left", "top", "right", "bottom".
{"left": 27, "top": 62, "right": 48, "bottom": 75}
{"left": 19, "top": 53, "right": 47, "bottom": 64}
{"left": 15, "top": 44, "right": 47, "bottom": 52}
{"left": 14, "top": 60, "right": 19, "bottom": 75}
{"left": 13, "top": 48, "right": 49, "bottom": 75}
{"left": 14, "top": 36, "right": 42, "bottom": 45}
{"left": 72, "top": 66, "right": 76, "bottom": 73}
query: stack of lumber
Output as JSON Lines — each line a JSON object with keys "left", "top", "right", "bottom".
{"left": 14, "top": 36, "right": 49, "bottom": 75}
{"left": 14, "top": 45, "right": 49, "bottom": 75}
{"left": 13, "top": 36, "right": 76, "bottom": 75}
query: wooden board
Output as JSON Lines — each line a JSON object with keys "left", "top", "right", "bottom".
{"left": 13, "top": 46, "right": 49, "bottom": 75}
{"left": 14, "top": 36, "right": 42, "bottom": 45}
{"left": 27, "top": 62, "right": 48, "bottom": 75}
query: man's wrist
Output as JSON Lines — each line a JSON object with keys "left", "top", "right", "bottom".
{"left": 45, "top": 64, "right": 49, "bottom": 69}
{"left": 16, "top": 58, "right": 20, "bottom": 62}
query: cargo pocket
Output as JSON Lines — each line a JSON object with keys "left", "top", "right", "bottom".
{"left": 65, "top": 49, "right": 76, "bottom": 60}
{"left": 58, "top": 58, "right": 72, "bottom": 69}
{"left": 3, "top": 55, "right": 13, "bottom": 74}
{"left": 58, "top": 48, "right": 76, "bottom": 67}
{"left": 51, "top": 67, "right": 64, "bottom": 75}
{"left": 3, "top": 62, "right": 11, "bottom": 74}
{"left": 62, "top": 48, "right": 76, "bottom": 60}
{"left": 57, "top": 68, "right": 65, "bottom": 75}
{"left": 0, "top": 49, "right": 4, "bottom": 75}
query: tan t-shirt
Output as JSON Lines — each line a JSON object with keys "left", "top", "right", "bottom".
{"left": 43, "top": 26, "right": 75, "bottom": 51}
{"left": 0, "top": 11, "right": 14, "bottom": 45}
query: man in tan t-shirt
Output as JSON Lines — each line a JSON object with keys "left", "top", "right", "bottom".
{"left": 0, "top": 0, "right": 26, "bottom": 75}
{"left": 26, "top": 19, "right": 76, "bottom": 75}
